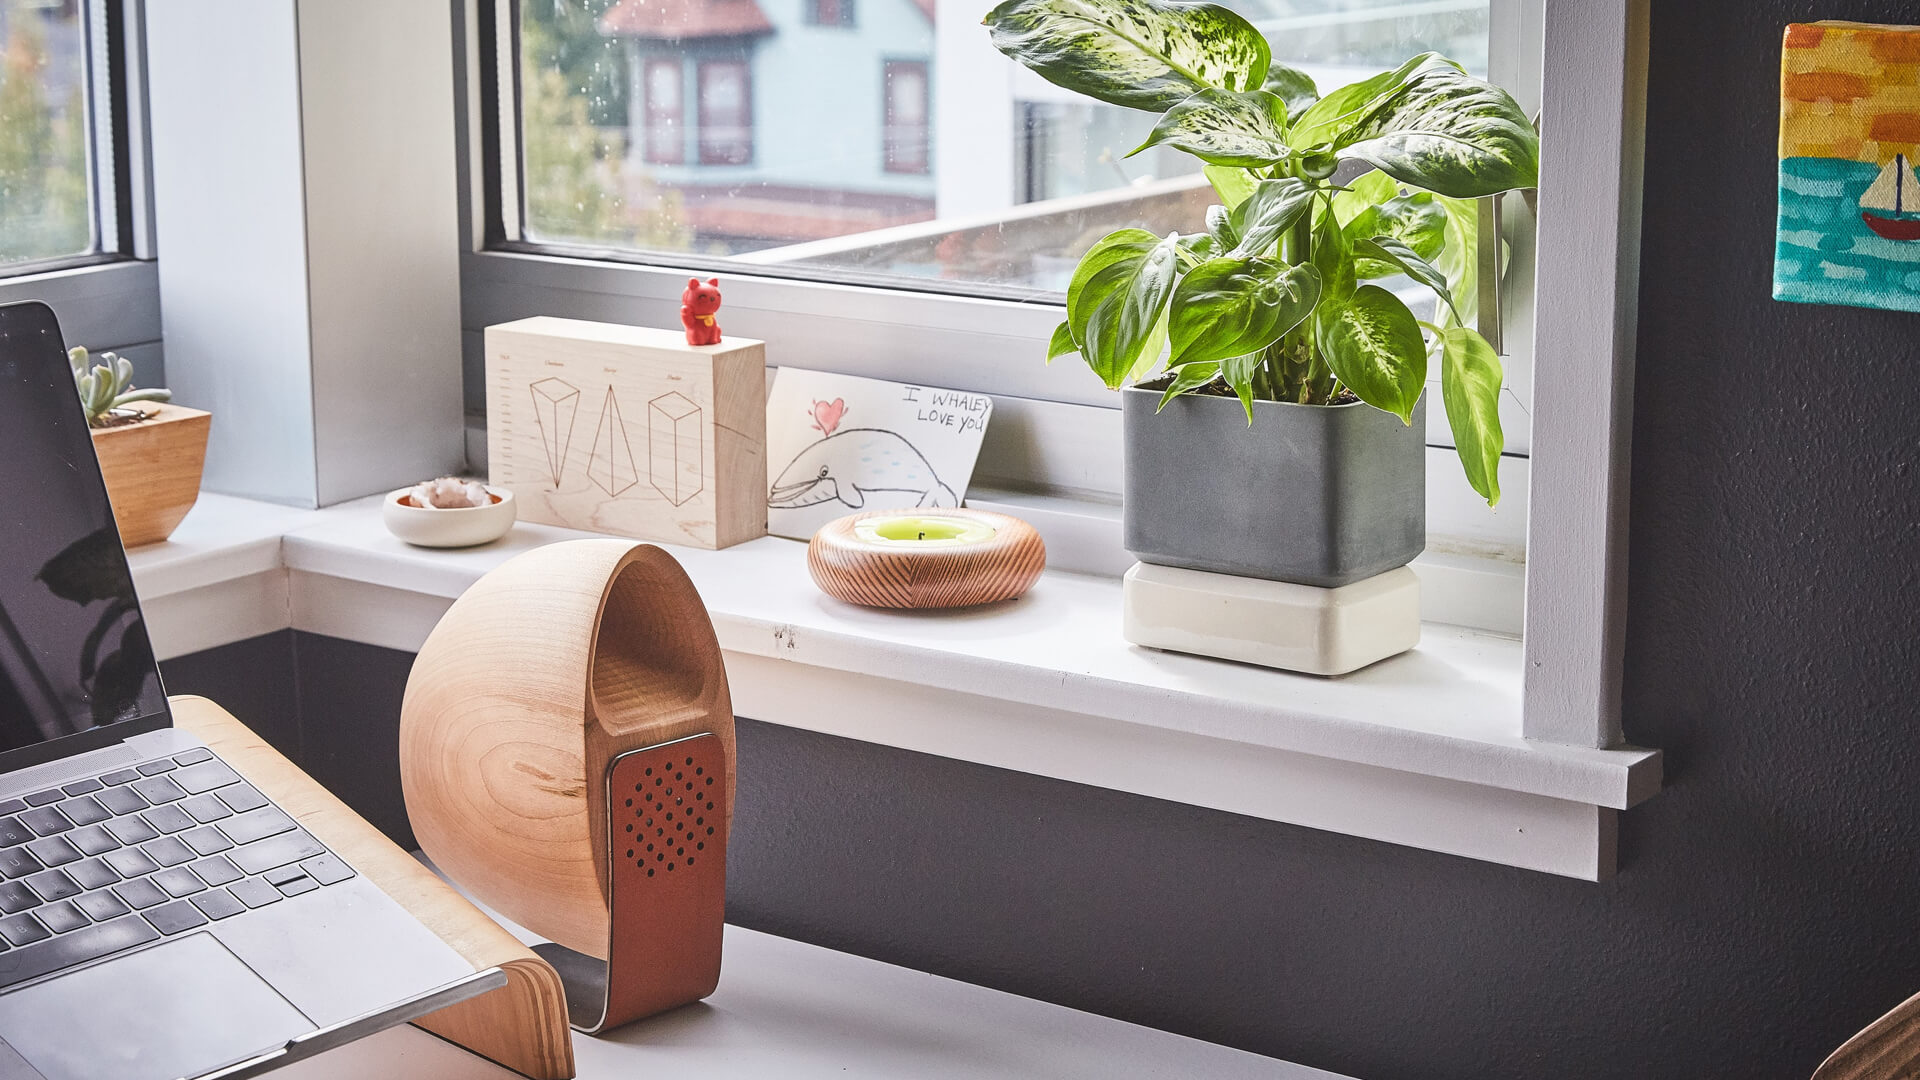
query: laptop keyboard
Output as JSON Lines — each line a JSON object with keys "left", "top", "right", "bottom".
{"left": 0, "top": 748, "right": 355, "bottom": 990}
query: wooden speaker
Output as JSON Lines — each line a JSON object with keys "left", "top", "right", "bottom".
{"left": 400, "top": 539, "right": 735, "bottom": 1033}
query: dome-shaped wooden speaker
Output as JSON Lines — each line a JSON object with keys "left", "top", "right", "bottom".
{"left": 400, "top": 539, "right": 735, "bottom": 1033}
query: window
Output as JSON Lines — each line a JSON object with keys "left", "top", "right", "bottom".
{"left": 882, "top": 59, "right": 927, "bottom": 175}
{"left": 642, "top": 57, "right": 683, "bottom": 165}
{"left": 0, "top": 0, "right": 127, "bottom": 273}
{"left": 505, "top": 0, "right": 1501, "bottom": 295}
{"left": 696, "top": 59, "right": 752, "bottom": 166}
{"left": 806, "top": 0, "right": 855, "bottom": 29}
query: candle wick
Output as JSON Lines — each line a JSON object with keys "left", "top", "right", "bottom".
{"left": 918, "top": 531, "right": 926, "bottom": 540}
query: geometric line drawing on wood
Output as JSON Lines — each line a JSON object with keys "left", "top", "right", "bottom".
{"left": 587, "top": 385, "right": 641, "bottom": 497}
{"left": 648, "top": 391, "right": 704, "bottom": 507}
{"left": 529, "top": 377, "right": 582, "bottom": 487}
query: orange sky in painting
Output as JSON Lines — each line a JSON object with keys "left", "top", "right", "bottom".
{"left": 1781, "top": 21, "right": 1920, "bottom": 161}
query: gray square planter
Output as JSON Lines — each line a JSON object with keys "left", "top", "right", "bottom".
{"left": 1121, "top": 384, "right": 1426, "bottom": 588}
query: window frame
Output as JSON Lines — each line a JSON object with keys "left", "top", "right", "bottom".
{"left": 463, "top": 0, "right": 1646, "bottom": 751}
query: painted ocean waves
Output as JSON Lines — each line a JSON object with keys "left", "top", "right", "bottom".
{"left": 1776, "top": 155, "right": 1920, "bottom": 313}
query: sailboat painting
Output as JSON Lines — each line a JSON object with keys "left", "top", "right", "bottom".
{"left": 1776, "top": 22, "right": 1920, "bottom": 313}
{"left": 1859, "top": 155, "right": 1920, "bottom": 241}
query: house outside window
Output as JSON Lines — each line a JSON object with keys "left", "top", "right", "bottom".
{"left": 643, "top": 58, "right": 684, "bottom": 165}
{"left": 882, "top": 59, "right": 928, "bottom": 175}
{"left": 806, "top": 0, "right": 855, "bottom": 28}
{"left": 696, "top": 59, "right": 752, "bottom": 165}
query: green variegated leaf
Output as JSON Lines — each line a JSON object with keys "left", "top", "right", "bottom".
{"left": 1155, "top": 360, "right": 1219, "bottom": 409}
{"left": 1312, "top": 202, "right": 1353, "bottom": 304}
{"left": 1202, "top": 164, "right": 1257, "bottom": 209}
{"left": 1078, "top": 232, "right": 1180, "bottom": 387}
{"left": 984, "top": 0, "right": 1269, "bottom": 113}
{"left": 1220, "top": 349, "right": 1262, "bottom": 421}
{"left": 1343, "top": 189, "right": 1445, "bottom": 276}
{"left": 1167, "top": 257, "right": 1319, "bottom": 367}
{"left": 1330, "top": 54, "right": 1538, "bottom": 198}
{"left": 1315, "top": 284, "right": 1426, "bottom": 422}
{"left": 1048, "top": 321, "right": 1078, "bottom": 362}
{"left": 1438, "top": 325, "right": 1503, "bottom": 505}
{"left": 1176, "top": 232, "right": 1216, "bottom": 266}
{"left": 1205, "top": 204, "right": 1238, "bottom": 250}
{"left": 1130, "top": 88, "right": 1292, "bottom": 167}
{"left": 1433, "top": 193, "right": 1479, "bottom": 329}
{"left": 1130, "top": 301, "right": 1172, "bottom": 381}
{"left": 1288, "top": 53, "right": 1429, "bottom": 150}
{"left": 1353, "top": 235, "right": 1457, "bottom": 318}
{"left": 1261, "top": 62, "right": 1318, "bottom": 123}
{"left": 1227, "top": 177, "right": 1314, "bottom": 258}
{"left": 1328, "top": 168, "right": 1399, "bottom": 227}
{"left": 1068, "top": 228, "right": 1159, "bottom": 342}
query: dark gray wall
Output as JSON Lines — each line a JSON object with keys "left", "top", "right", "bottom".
{"left": 160, "top": 4, "right": 1920, "bottom": 1077}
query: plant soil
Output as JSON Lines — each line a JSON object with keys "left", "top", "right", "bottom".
{"left": 1135, "top": 373, "right": 1359, "bottom": 406}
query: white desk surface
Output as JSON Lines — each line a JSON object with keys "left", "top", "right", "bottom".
{"left": 279, "top": 923, "right": 1347, "bottom": 1080}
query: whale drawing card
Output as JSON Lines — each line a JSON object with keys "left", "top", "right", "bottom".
{"left": 764, "top": 368, "right": 993, "bottom": 541}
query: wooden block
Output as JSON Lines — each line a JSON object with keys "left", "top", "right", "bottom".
{"left": 171, "top": 695, "right": 577, "bottom": 1080}
{"left": 485, "top": 317, "right": 766, "bottom": 550}
{"left": 91, "top": 403, "right": 211, "bottom": 548}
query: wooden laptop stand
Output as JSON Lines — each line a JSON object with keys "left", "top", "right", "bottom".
{"left": 172, "top": 696, "right": 575, "bottom": 1080}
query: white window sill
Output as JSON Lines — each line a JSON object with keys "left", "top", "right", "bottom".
{"left": 129, "top": 493, "right": 1660, "bottom": 881}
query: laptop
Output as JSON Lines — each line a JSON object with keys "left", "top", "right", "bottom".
{"left": 0, "top": 300, "right": 502, "bottom": 1080}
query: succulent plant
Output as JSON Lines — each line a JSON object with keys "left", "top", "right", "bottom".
{"left": 68, "top": 346, "right": 172, "bottom": 428}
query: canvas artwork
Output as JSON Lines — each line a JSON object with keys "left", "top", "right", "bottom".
{"left": 1776, "top": 21, "right": 1920, "bottom": 313}
{"left": 763, "top": 368, "right": 993, "bottom": 541}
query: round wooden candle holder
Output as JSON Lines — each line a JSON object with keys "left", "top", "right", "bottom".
{"left": 807, "top": 508, "right": 1046, "bottom": 609}
{"left": 399, "top": 539, "right": 735, "bottom": 1033}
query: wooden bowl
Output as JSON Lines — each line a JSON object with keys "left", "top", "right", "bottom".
{"left": 807, "top": 508, "right": 1046, "bottom": 609}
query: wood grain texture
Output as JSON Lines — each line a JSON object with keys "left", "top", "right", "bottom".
{"left": 485, "top": 317, "right": 766, "bottom": 550}
{"left": 808, "top": 509, "right": 1046, "bottom": 609}
{"left": 170, "top": 695, "right": 575, "bottom": 1080}
{"left": 91, "top": 404, "right": 210, "bottom": 548}
{"left": 400, "top": 539, "right": 736, "bottom": 963}
{"left": 1812, "top": 989, "right": 1920, "bottom": 1080}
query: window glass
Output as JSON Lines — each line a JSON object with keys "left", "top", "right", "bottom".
{"left": 0, "top": 0, "right": 95, "bottom": 269}
{"left": 515, "top": 0, "right": 1491, "bottom": 295}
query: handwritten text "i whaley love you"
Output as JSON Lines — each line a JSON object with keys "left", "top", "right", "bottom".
{"left": 902, "top": 387, "right": 992, "bottom": 433}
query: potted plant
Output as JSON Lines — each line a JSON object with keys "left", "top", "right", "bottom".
{"left": 70, "top": 347, "right": 211, "bottom": 547}
{"left": 987, "top": 0, "right": 1539, "bottom": 587}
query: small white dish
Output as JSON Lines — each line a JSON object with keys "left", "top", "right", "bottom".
{"left": 383, "top": 485, "right": 516, "bottom": 548}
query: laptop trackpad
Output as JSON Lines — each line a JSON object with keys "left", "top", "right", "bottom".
{"left": 0, "top": 932, "right": 315, "bottom": 1080}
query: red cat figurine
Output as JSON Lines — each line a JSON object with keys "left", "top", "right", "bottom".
{"left": 681, "top": 277, "right": 723, "bottom": 346}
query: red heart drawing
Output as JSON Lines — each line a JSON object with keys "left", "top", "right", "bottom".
{"left": 810, "top": 398, "right": 847, "bottom": 437}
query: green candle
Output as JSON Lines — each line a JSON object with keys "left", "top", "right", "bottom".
{"left": 854, "top": 515, "right": 998, "bottom": 546}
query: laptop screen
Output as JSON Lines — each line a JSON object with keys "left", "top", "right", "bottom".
{"left": 0, "top": 302, "right": 168, "bottom": 766}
